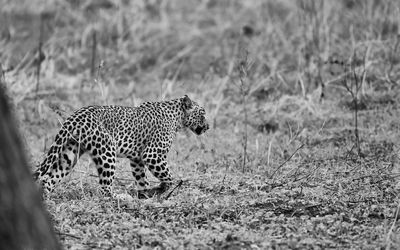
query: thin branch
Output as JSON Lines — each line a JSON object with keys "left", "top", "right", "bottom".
{"left": 387, "top": 34, "right": 400, "bottom": 84}
{"left": 270, "top": 143, "right": 305, "bottom": 178}
{"left": 237, "top": 52, "right": 251, "bottom": 173}
{"left": 90, "top": 30, "right": 97, "bottom": 77}
{"left": 385, "top": 201, "right": 400, "bottom": 249}
{"left": 35, "top": 13, "right": 44, "bottom": 99}
{"left": 57, "top": 232, "right": 82, "bottom": 240}
{"left": 164, "top": 180, "right": 183, "bottom": 200}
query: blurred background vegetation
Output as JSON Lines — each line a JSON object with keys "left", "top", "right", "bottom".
{"left": 0, "top": 0, "right": 399, "bottom": 121}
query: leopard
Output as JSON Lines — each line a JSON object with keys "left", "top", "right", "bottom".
{"left": 33, "top": 95, "right": 209, "bottom": 196}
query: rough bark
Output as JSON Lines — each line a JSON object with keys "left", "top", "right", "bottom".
{"left": 0, "top": 64, "right": 61, "bottom": 250}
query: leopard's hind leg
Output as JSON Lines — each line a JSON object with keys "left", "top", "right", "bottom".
{"left": 129, "top": 158, "right": 149, "bottom": 190}
{"left": 86, "top": 131, "right": 116, "bottom": 196}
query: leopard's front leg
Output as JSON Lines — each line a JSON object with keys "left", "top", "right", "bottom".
{"left": 142, "top": 148, "right": 173, "bottom": 190}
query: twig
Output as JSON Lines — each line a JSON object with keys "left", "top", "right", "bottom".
{"left": 387, "top": 34, "right": 400, "bottom": 84}
{"left": 164, "top": 180, "right": 183, "bottom": 200}
{"left": 35, "top": 13, "right": 44, "bottom": 99}
{"left": 237, "top": 51, "right": 252, "bottom": 173}
{"left": 342, "top": 46, "right": 369, "bottom": 157}
{"left": 291, "top": 163, "right": 323, "bottom": 183}
{"left": 267, "top": 136, "right": 273, "bottom": 168}
{"left": 219, "top": 164, "right": 229, "bottom": 192}
{"left": 385, "top": 201, "right": 400, "bottom": 250}
{"left": 90, "top": 30, "right": 97, "bottom": 77}
{"left": 57, "top": 232, "right": 82, "bottom": 240}
{"left": 48, "top": 103, "right": 70, "bottom": 121}
{"left": 94, "top": 60, "right": 105, "bottom": 104}
{"left": 270, "top": 143, "right": 305, "bottom": 178}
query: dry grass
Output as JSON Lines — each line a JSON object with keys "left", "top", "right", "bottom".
{"left": 2, "top": 0, "right": 400, "bottom": 248}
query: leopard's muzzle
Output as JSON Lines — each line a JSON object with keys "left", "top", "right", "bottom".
{"left": 194, "top": 123, "right": 209, "bottom": 135}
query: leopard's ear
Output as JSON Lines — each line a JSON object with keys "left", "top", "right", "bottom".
{"left": 182, "top": 95, "right": 193, "bottom": 110}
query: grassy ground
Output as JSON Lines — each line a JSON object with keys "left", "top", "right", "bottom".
{"left": 2, "top": 0, "right": 400, "bottom": 248}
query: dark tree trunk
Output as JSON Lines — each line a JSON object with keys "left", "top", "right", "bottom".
{"left": 0, "top": 64, "right": 61, "bottom": 250}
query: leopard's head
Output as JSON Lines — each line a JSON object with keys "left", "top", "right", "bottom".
{"left": 181, "top": 95, "right": 209, "bottom": 135}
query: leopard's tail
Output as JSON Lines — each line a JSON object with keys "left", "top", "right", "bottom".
{"left": 33, "top": 126, "right": 72, "bottom": 181}
{"left": 33, "top": 144, "right": 64, "bottom": 181}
